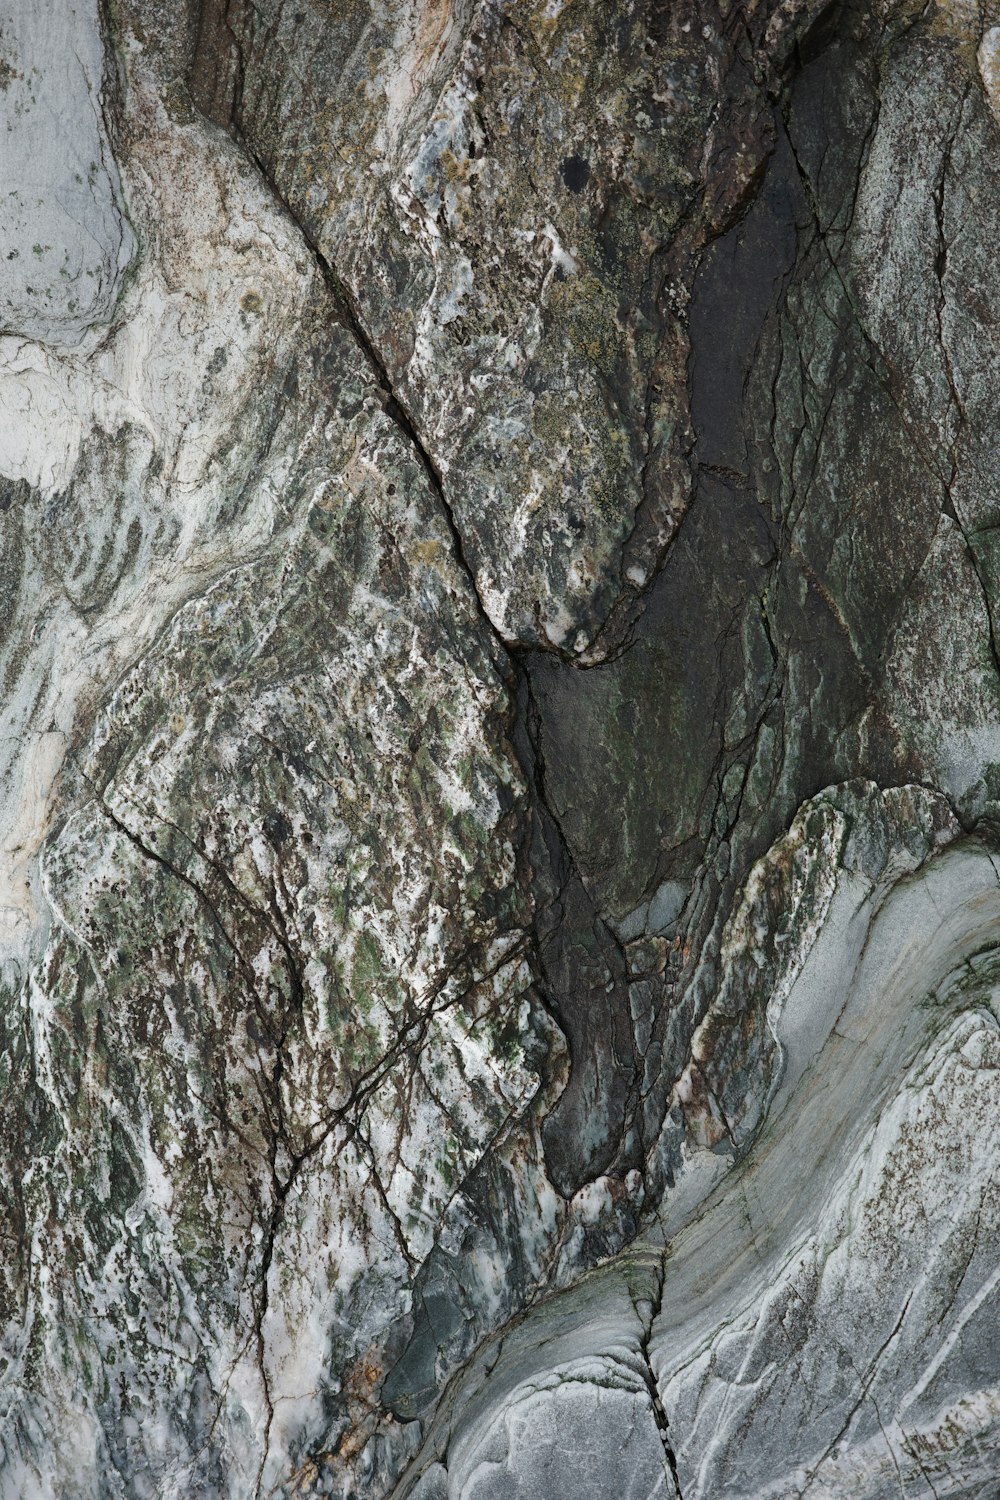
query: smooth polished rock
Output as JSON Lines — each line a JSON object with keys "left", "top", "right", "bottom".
{"left": 0, "top": 0, "right": 134, "bottom": 344}
{"left": 396, "top": 785, "right": 1000, "bottom": 1500}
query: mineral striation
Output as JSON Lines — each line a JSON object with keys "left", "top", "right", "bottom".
{"left": 1, "top": 0, "right": 999, "bottom": 1496}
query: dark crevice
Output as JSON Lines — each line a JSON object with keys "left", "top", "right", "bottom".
{"left": 222, "top": 124, "right": 507, "bottom": 663}
{"left": 635, "top": 1261, "right": 684, "bottom": 1498}
{"left": 182, "top": 15, "right": 794, "bottom": 1257}
{"left": 927, "top": 81, "right": 1000, "bottom": 684}
{"left": 178, "top": 65, "right": 637, "bottom": 1409}
{"left": 159, "top": 6, "right": 989, "bottom": 1495}
{"left": 511, "top": 664, "right": 643, "bottom": 1196}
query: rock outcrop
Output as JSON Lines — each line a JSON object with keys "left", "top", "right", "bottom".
{"left": 1, "top": 1, "right": 999, "bottom": 1496}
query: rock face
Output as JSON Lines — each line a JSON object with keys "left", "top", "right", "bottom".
{"left": 2, "top": 0, "right": 1000, "bottom": 1496}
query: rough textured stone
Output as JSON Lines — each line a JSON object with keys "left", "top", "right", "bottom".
{"left": 3, "top": 0, "right": 1000, "bottom": 1496}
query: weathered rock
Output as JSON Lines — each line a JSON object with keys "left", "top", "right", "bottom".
{"left": 398, "top": 784, "right": 1000, "bottom": 1499}
{"left": 3, "top": 0, "right": 1000, "bottom": 1496}
{"left": 0, "top": 0, "right": 135, "bottom": 345}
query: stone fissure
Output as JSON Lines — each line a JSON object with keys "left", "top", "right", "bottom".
{"left": 6, "top": 4, "right": 1000, "bottom": 1497}
{"left": 230, "top": 130, "right": 505, "bottom": 660}
{"left": 636, "top": 1263, "right": 685, "bottom": 1499}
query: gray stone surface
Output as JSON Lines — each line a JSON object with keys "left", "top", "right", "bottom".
{"left": 2, "top": 0, "right": 1000, "bottom": 1497}
{"left": 0, "top": 0, "right": 134, "bottom": 343}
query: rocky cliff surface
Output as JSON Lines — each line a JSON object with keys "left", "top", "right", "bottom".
{"left": 1, "top": 0, "right": 999, "bottom": 1496}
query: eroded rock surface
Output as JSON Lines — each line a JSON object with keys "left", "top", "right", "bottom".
{"left": 0, "top": 0, "right": 135, "bottom": 344}
{"left": 2, "top": 0, "right": 1000, "bottom": 1497}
